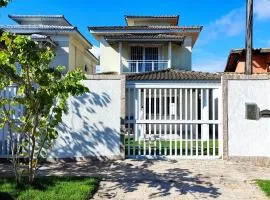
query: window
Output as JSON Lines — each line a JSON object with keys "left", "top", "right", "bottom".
{"left": 130, "top": 46, "right": 160, "bottom": 71}
{"left": 84, "top": 64, "right": 88, "bottom": 72}
{"left": 130, "top": 46, "right": 159, "bottom": 61}
{"left": 145, "top": 47, "right": 159, "bottom": 60}
{"left": 131, "top": 46, "right": 143, "bottom": 60}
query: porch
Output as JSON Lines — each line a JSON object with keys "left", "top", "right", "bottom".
{"left": 104, "top": 34, "right": 188, "bottom": 73}
{"left": 120, "top": 43, "right": 173, "bottom": 73}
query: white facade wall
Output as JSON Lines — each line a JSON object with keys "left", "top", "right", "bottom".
{"left": 172, "top": 37, "right": 192, "bottom": 70}
{"left": 48, "top": 78, "right": 123, "bottom": 160}
{"left": 49, "top": 35, "right": 69, "bottom": 70}
{"left": 69, "top": 36, "right": 96, "bottom": 74}
{"left": 47, "top": 35, "right": 97, "bottom": 74}
{"left": 99, "top": 37, "right": 120, "bottom": 73}
{"left": 227, "top": 79, "right": 270, "bottom": 157}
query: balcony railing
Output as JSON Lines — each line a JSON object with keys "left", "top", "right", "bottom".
{"left": 124, "top": 60, "right": 169, "bottom": 73}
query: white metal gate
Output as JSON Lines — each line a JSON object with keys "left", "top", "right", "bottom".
{"left": 125, "top": 83, "right": 222, "bottom": 159}
{"left": 0, "top": 86, "right": 23, "bottom": 158}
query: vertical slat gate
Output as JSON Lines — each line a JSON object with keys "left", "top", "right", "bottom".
{"left": 125, "top": 84, "right": 221, "bottom": 159}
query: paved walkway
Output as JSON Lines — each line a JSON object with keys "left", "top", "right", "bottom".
{"left": 1, "top": 159, "right": 270, "bottom": 199}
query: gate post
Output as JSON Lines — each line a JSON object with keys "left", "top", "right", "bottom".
{"left": 202, "top": 89, "right": 209, "bottom": 141}
{"left": 134, "top": 88, "right": 138, "bottom": 142}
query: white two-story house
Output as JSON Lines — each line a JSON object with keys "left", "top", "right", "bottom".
{"left": 89, "top": 15, "right": 202, "bottom": 73}
{"left": 0, "top": 15, "right": 98, "bottom": 74}
{"left": 88, "top": 15, "right": 222, "bottom": 159}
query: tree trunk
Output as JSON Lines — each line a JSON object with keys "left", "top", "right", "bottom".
{"left": 28, "top": 135, "right": 35, "bottom": 184}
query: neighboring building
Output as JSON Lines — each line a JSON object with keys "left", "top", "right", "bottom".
{"left": 0, "top": 15, "right": 98, "bottom": 74}
{"left": 89, "top": 15, "right": 202, "bottom": 74}
{"left": 225, "top": 48, "right": 270, "bottom": 73}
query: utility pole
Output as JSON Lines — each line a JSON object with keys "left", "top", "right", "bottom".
{"left": 245, "top": 0, "right": 253, "bottom": 75}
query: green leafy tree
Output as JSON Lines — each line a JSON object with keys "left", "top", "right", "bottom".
{"left": 0, "top": 0, "right": 11, "bottom": 7}
{"left": 0, "top": 32, "right": 89, "bottom": 184}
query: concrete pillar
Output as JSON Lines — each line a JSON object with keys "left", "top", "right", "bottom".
{"left": 183, "top": 37, "right": 192, "bottom": 70}
{"left": 134, "top": 89, "right": 138, "bottom": 141}
{"left": 168, "top": 42, "right": 172, "bottom": 68}
{"left": 118, "top": 42, "right": 122, "bottom": 73}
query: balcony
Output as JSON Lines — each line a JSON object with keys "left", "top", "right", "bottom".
{"left": 124, "top": 60, "right": 169, "bottom": 73}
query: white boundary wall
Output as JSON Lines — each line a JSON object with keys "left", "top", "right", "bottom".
{"left": 48, "top": 75, "right": 125, "bottom": 161}
{"left": 226, "top": 78, "right": 270, "bottom": 157}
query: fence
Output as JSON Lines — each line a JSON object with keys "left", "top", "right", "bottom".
{"left": 125, "top": 83, "right": 222, "bottom": 159}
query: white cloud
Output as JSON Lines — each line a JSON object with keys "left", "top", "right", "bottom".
{"left": 90, "top": 45, "right": 100, "bottom": 58}
{"left": 212, "top": 8, "right": 245, "bottom": 37}
{"left": 192, "top": 49, "right": 228, "bottom": 72}
{"left": 198, "top": 8, "right": 245, "bottom": 45}
{"left": 254, "top": 0, "right": 270, "bottom": 20}
{"left": 193, "top": 58, "right": 227, "bottom": 73}
{"left": 199, "top": 0, "right": 270, "bottom": 45}
{"left": 193, "top": 1, "right": 270, "bottom": 72}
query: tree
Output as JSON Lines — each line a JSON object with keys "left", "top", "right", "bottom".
{"left": 0, "top": 32, "right": 89, "bottom": 184}
{"left": 0, "top": 0, "right": 12, "bottom": 7}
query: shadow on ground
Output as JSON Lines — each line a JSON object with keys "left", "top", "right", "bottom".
{"left": 36, "top": 160, "right": 221, "bottom": 199}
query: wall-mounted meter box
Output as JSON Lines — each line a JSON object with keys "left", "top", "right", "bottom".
{"left": 245, "top": 103, "right": 260, "bottom": 120}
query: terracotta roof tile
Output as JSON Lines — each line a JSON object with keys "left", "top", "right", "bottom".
{"left": 126, "top": 69, "right": 221, "bottom": 81}
{"left": 106, "top": 34, "right": 184, "bottom": 39}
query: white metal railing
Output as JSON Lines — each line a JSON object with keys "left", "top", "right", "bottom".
{"left": 124, "top": 60, "right": 169, "bottom": 73}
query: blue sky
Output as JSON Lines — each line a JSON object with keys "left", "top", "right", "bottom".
{"left": 0, "top": 0, "right": 270, "bottom": 72}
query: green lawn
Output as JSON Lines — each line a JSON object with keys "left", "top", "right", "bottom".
{"left": 125, "top": 136, "right": 219, "bottom": 156}
{"left": 256, "top": 180, "right": 270, "bottom": 197}
{"left": 0, "top": 176, "right": 100, "bottom": 200}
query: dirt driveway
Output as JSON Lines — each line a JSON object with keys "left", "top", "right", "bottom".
{"left": 1, "top": 159, "right": 270, "bottom": 199}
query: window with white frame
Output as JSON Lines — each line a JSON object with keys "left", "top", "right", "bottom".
{"left": 130, "top": 46, "right": 160, "bottom": 72}
{"left": 130, "top": 46, "right": 159, "bottom": 61}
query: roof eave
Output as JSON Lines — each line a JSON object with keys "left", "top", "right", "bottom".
{"left": 88, "top": 28, "right": 202, "bottom": 35}
{"left": 224, "top": 48, "right": 270, "bottom": 72}
{"left": 86, "top": 50, "right": 99, "bottom": 63}
{"left": 105, "top": 37, "right": 185, "bottom": 42}
{"left": 72, "top": 28, "right": 93, "bottom": 49}
{"left": 8, "top": 14, "right": 73, "bottom": 26}
{"left": 0, "top": 25, "right": 93, "bottom": 48}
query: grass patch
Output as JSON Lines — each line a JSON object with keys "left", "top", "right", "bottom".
{"left": 0, "top": 176, "right": 100, "bottom": 200}
{"left": 125, "top": 135, "right": 219, "bottom": 156}
{"left": 256, "top": 180, "right": 270, "bottom": 197}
